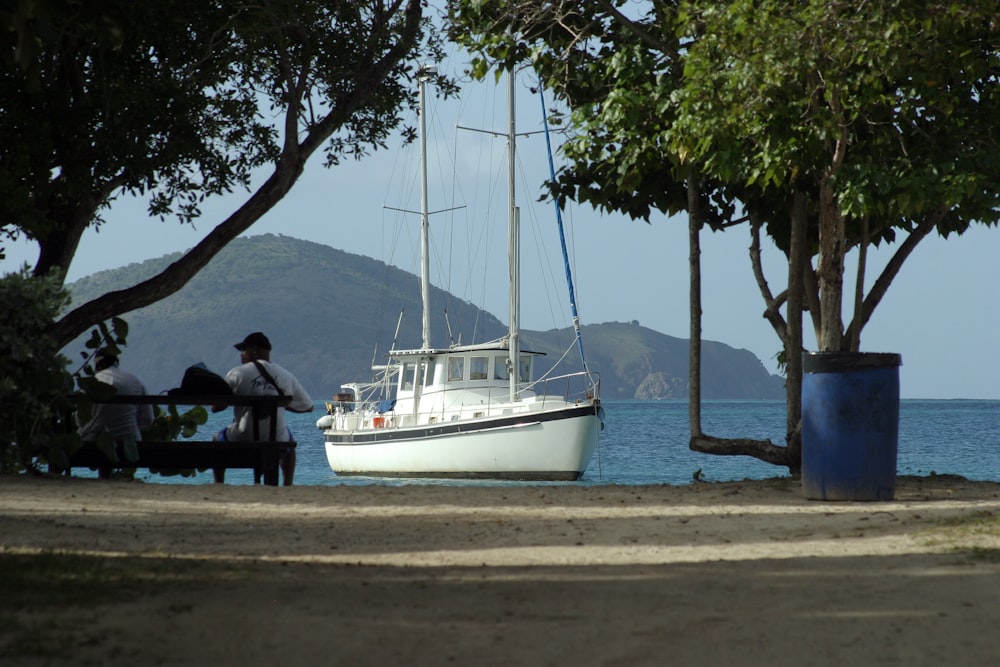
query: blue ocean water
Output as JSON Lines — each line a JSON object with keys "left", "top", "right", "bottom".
{"left": 103, "top": 399, "right": 1000, "bottom": 487}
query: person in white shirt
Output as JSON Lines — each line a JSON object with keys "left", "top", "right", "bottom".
{"left": 213, "top": 331, "right": 313, "bottom": 485}
{"left": 78, "top": 350, "right": 155, "bottom": 478}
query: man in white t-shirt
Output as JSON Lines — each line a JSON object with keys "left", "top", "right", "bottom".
{"left": 213, "top": 331, "right": 313, "bottom": 485}
{"left": 78, "top": 350, "right": 155, "bottom": 478}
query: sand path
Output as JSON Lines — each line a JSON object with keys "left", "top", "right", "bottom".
{"left": 2, "top": 475, "right": 999, "bottom": 666}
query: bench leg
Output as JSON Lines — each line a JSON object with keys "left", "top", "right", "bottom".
{"left": 261, "top": 451, "right": 280, "bottom": 486}
{"left": 281, "top": 449, "right": 295, "bottom": 487}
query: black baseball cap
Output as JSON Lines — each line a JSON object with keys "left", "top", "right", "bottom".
{"left": 234, "top": 332, "right": 272, "bottom": 351}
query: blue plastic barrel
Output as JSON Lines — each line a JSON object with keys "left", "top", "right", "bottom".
{"left": 801, "top": 352, "right": 902, "bottom": 501}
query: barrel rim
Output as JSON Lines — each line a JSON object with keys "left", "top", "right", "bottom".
{"left": 803, "top": 351, "right": 902, "bottom": 373}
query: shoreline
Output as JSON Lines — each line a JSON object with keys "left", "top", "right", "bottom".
{"left": 3, "top": 474, "right": 999, "bottom": 666}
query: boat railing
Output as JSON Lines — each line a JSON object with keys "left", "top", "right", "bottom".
{"left": 324, "top": 369, "right": 599, "bottom": 430}
{"left": 525, "top": 370, "right": 601, "bottom": 408}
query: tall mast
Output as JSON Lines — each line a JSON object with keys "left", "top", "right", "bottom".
{"left": 507, "top": 72, "right": 520, "bottom": 402}
{"left": 418, "top": 66, "right": 434, "bottom": 350}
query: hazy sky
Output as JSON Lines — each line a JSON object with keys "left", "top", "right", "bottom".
{"left": 5, "top": 58, "right": 999, "bottom": 401}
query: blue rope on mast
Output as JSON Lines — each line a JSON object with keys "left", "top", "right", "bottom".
{"left": 539, "top": 83, "right": 589, "bottom": 371}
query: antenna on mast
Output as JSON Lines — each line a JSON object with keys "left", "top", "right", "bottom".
{"left": 444, "top": 308, "right": 455, "bottom": 347}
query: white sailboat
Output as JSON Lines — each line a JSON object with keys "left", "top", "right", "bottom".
{"left": 317, "top": 69, "right": 602, "bottom": 480}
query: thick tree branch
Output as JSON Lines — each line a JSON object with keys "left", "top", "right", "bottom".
{"left": 847, "top": 214, "right": 869, "bottom": 351}
{"left": 843, "top": 209, "right": 942, "bottom": 347}
{"left": 48, "top": 0, "right": 425, "bottom": 349}
{"left": 50, "top": 158, "right": 302, "bottom": 348}
{"left": 595, "top": 0, "right": 674, "bottom": 54}
{"left": 802, "top": 255, "right": 822, "bottom": 339}
{"left": 749, "top": 212, "right": 788, "bottom": 343}
{"left": 689, "top": 434, "right": 792, "bottom": 467}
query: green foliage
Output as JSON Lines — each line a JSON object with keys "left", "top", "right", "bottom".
{"left": 673, "top": 0, "right": 1000, "bottom": 231}
{"left": 146, "top": 405, "right": 210, "bottom": 442}
{"left": 2, "top": 1, "right": 449, "bottom": 472}
{"left": 73, "top": 317, "right": 132, "bottom": 430}
{"left": 3, "top": 0, "right": 450, "bottom": 355}
{"left": 77, "top": 318, "right": 130, "bottom": 373}
{"left": 672, "top": 0, "right": 1000, "bottom": 350}
{"left": 2, "top": 2, "right": 274, "bottom": 240}
{"left": 450, "top": 2, "right": 730, "bottom": 225}
{"left": 450, "top": 0, "right": 1000, "bottom": 354}
{"left": 2, "top": 1, "right": 445, "bottom": 274}
{"left": 0, "top": 268, "right": 74, "bottom": 473}
{"left": 0, "top": 268, "right": 208, "bottom": 476}
{"left": 144, "top": 404, "right": 210, "bottom": 478}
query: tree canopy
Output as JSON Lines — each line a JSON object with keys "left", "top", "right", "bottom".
{"left": 450, "top": 0, "right": 1000, "bottom": 470}
{"left": 450, "top": 0, "right": 1000, "bottom": 351}
{"left": 671, "top": 0, "right": 1000, "bottom": 351}
{"left": 0, "top": 0, "right": 453, "bottom": 467}
{"left": 2, "top": 0, "right": 452, "bottom": 348}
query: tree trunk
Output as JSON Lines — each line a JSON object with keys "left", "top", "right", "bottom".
{"left": 34, "top": 203, "right": 95, "bottom": 280}
{"left": 784, "top": 192, "right": 808, "bottom": 474}
{"left": 688, "top": 182, "right": 794, "bottom": 472}
{"left": 816, "top": 177, "right": 846, "bottom": 351}
{"left": 687, "top": 173, "right": 702, "bottom": 439}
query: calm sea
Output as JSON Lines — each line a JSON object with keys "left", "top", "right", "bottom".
{"left": 88, "top": 399, "right": 1000, "bottom": 487}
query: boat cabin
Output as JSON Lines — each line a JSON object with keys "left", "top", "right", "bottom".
{"left": 396, "top": 350, "right": 534, "bottom": 393}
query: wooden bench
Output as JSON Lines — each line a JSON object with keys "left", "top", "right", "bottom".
{"left": 66, "top": 394, "right": 295, "bottom": 486}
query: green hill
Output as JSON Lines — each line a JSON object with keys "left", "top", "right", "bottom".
{"left": 65, "top": 234, "right": 784, "bottom": 400}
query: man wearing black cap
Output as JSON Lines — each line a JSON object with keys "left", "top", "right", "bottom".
{"left": 213, "top": 332, "right": 313, "bottom": 485}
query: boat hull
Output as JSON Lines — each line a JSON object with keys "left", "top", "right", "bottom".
{"left": 324, "top": 403, "right": 599, "bottom": 480}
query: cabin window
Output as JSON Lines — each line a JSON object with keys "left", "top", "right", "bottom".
{"left": 426, "top": 361, "right": 441, "bottom": 386}
{"left": 401, "top": 362, "right": 418, "bottom": 391}
{"left": 519, "top": 357, "right": 532, "bottom": 382}
{"left": 470, "top": 356, "right": 488, "bottom": 380}
{"left": 448, "top": 357, "right": 464, "bottom": 382}
{"left": 494, "top": 357, "right": 509, "bottom": 380}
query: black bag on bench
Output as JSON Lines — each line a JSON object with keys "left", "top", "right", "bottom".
{"left": 168, "top": 363, "right": 232, "bottom": 397}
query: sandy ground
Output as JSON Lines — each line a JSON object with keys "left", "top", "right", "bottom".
{"left": 2, "top": 474, "right": 1000, "bottom": 666}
